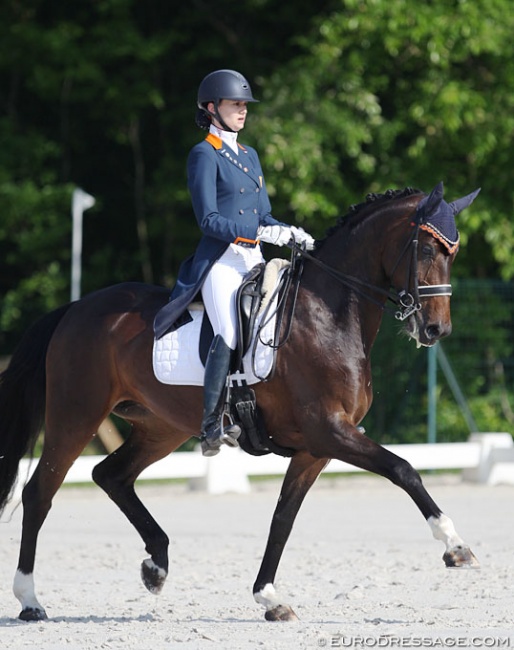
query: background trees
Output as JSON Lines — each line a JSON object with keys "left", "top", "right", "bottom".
{"left": 1, "top": 0, "right": 513, "bottom": 441}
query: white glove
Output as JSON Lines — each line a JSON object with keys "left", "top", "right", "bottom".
{"left": 258, "top": 225, "right": 293, "bottom": 247}
{"left": 290, "top": 226, "right": 315, "bottom": 250}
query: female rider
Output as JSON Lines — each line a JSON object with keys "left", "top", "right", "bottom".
{"left": 154, "top": 69, "right": 315, "bottom": 456}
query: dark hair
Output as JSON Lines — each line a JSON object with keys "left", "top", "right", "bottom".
{"left": 195, "top": 108, "right": 212, "bottom": 131}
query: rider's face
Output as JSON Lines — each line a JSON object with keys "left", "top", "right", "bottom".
{"left": 209, "top": 100, "right": 248, "bottom": 132}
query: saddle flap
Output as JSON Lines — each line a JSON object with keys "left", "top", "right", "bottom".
{"left": 234, "top": 263, "right": 266, "bottom": 370}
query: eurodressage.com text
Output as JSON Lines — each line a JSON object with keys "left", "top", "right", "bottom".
{"left": 317, "top": 635, "right": 511, "bottom": 648}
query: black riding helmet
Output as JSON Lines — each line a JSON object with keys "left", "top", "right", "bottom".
{"left": 195, "top": 69, "right": 259, "bottom": 132}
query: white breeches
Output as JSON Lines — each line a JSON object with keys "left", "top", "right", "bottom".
{"left": 201, "top": 244, "right": 264, "bottom": 350}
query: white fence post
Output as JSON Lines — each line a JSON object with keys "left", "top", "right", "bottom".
{"left": 462, "top": 432, "right": 514, "bottom": 485}
{"left": 189, "top": 448, "right": 251, "bottom": 494}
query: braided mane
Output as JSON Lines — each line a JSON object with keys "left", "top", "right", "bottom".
{"left": 319, "top": 187, "right": 422, "bottom": 245}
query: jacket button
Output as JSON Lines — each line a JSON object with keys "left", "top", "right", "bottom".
{"left": 253, "top": 209, "right": 258, "bottom": 214}
{"left": 255, "top": 187, "right": 260, "bottom": 193}
{"left": 239, "top": 209, "right": 244, "bottom": 214}
{"left": 240, "top": 188, "right": 245, "bottom": 193}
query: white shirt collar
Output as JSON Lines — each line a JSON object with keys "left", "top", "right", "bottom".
{"left": 209, "top": 124, "right": 239, "bottom": 155}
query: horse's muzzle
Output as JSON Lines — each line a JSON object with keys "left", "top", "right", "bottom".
{"left": 406, "top": 315, "right": 452, "bottom": 347}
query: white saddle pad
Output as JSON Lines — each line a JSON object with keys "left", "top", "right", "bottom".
{"left": 153, "top": 263, "right": 288, "bottom": 386}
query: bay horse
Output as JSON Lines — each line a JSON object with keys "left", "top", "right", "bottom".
{"left": 0, "top": 182, "right": 480, "bottom": 623}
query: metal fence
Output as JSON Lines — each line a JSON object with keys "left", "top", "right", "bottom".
{"left": 364, "top": 279, "right": 514, "bottom": 445}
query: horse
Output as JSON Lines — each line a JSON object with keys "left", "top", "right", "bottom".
{"left": 0, "top": 182, "right": 480, "bottom": 623}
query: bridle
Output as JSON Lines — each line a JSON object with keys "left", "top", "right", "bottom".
{"left": 289, "top": 207, "right": 453, "bottom": 322}
{"left": 253, "top": 205, "right": 454, "bottom": 378}
{"left": 386, "top": 209, "right": 453, "bottom": 320}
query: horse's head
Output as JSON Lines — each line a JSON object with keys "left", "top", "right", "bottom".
{"left": 388, "top": 182, "right": 480, "bottom": 347}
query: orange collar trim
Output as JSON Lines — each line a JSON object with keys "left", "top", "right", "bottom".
{"left": 205, "top": 133, "right": 222, "bottom": 149}
{"left": 205, "top": 133, "right": 247, "bottom": 153}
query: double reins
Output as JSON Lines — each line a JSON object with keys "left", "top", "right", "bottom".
{"left": 289, "top": 208, "right": 452, "bottom": 322}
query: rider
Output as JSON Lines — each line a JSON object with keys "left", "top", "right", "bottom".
{"left": 154, "top": 69, "right": 315, "bottom": 457}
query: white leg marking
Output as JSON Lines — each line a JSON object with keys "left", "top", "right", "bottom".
{"left": 428, "top": 514, "right": 465, "bottom": 551}
{"left": 13, "top": 570, "right": 45, "bottom": 613}
{"left": 254, "top": 583, "right": 281, "bottom": 611}
{"left": 142, "top": 558, "right": 167, "bottom": 580}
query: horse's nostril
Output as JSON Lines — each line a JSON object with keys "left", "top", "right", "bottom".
{"left": 426, "top": 322, "right": 452, "bottom": 340}
{"left": 426, "top": 324, "right": 441, "bottom": 340}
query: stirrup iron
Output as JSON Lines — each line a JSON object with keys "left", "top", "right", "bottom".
{"left": 200, "top": 421, "right": 241, "bottom": 457}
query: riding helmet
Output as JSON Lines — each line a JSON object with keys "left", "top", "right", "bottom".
{"left": 197, "top": 69, "right": 259, "bottom": 108}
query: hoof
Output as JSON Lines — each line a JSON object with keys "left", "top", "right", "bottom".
{"left": 141, "top": 558, "right": 167, "bottom": 594}
{"left": 19, "top": 607, "right": 48, "bottom": 622}
{"left": 443, "top": 545, "right": 480, "bottom": 568}
{"left": 264, "top": 604, "right": 299, "bottom": 622}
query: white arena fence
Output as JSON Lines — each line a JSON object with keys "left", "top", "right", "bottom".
{"left": 14, "top": 432, "right": 514, "bottom": 496}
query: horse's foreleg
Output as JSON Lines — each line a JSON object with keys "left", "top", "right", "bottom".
{"left": 377, "top": 451, "right": 479, "bottom": 567}
{"left": 315, "top": 429, "right": 479, "bottom": 568}
{"left": 253, "top": 451, "right": 329, "bottom": 622}
{"left": 92, "top": 426, "right": 187, "bottom": 595}
{"left": 428, "top": 513, "right": 479, "bottom": 567}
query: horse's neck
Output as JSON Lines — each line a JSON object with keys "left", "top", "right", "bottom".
{"left": 296, "top": 276, "right": 385, "bottom": 369}
{"left": 301, "top": 230, "right": 388, "bottom": 349}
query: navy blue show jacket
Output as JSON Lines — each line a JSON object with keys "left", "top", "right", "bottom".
{"left": 154, "top": 133, "right": 286, "bottom": 339}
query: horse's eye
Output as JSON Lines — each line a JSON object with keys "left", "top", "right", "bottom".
{"left": 421, "top": 244, "right": 435, "bottom": 258}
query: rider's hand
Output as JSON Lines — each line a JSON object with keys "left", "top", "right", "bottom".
{"left": 258, "top": 225, "right": 293, "bottom": 247}
{"left": 290, "top": 226, "right": 316, "bottom": 250}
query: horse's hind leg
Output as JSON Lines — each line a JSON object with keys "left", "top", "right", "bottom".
{"left": 253, "top": 450, "right": 329, "bottom": 621}
{"left": 92, "top": 420, "right": 189, "bottom": 595}
{"left": 14, "top": 429, "right": 99, "bottom": 621}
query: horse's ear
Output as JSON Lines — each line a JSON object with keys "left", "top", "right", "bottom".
{"left": 449, "top": 188, "right": 481, "bottom": 216}
{"left": 424, "top": 181, "right": 445, "bottom": 216}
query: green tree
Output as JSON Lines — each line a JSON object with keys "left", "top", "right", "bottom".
{"left": 0, "top": 0, "right": 333, "bottom": 352}
{"left": 248, "top": 0, "right": 514, "bottom": 280}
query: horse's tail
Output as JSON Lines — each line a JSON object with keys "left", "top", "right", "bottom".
{"left": 0, "top": 304, "right": 72, "bottom": 514}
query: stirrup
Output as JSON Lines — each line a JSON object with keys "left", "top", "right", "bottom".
{"left": 200, "top": 423, "right": 242, "bottom": 457}
{"left": 219, "top": 424, "right": 241, "bottom": 448}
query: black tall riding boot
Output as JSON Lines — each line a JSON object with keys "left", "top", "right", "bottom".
{"left": 200, "top": 335, "right": 241, "bottom": 457}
